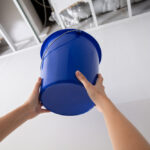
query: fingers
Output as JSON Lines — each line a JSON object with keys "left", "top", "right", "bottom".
{"left": 33, "top": 77, "right": 42, "bottom": 94}
{"left": 75, "top": 70, "right": 93, "bottom": 90}
{"left": 40, "top": 109, "right": 51, "bottom": 113}
{"left": 98, "top": 74, "right": 103, "bottom": 82}
{"left": 95, "top": 74, "right": 103, "bottom": 86}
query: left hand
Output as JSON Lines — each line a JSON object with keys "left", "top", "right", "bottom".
{"left": 23, "top": 77, "right": 50, "bottom": 119}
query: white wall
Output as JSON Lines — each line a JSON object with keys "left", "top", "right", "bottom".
{"left": 0, "top": 12, "right": 150, "bottom": 150}
{"left": 0, "top": 0, "right": 32, "bottom": 43}
{"left": 87, "top": 12, "right": 150, "bottom": 104}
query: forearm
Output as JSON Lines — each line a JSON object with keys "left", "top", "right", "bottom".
{"left": 0, "top": 77, "right": 48, "bottom": 142}
{"left": 0, "top": 104, "right": 30, "bottom": 142}
{"left": 100, "top": 98, "right": 150, "bottom": 150}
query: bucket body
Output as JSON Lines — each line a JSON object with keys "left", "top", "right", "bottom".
{"left": 40, "top": 29, "right": 101, "bottom": 116}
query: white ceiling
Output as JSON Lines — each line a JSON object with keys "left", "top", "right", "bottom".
{"left": 0, "top": 12, "right": 150, "bottom": 150}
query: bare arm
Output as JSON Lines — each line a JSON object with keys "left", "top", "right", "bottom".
{"left": 75, "top": 71, "right": 150, "bottom": 150}
{"left": 0, "top": 77, "right": 50, "bottom": 142}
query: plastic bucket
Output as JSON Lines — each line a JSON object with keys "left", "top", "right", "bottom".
{"left": 39, "top": 29, "right": 102, "bottom": 116}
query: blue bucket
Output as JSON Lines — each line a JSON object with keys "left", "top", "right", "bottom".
{"left": 39, "top": 29, "right": 102, "bottom": 116}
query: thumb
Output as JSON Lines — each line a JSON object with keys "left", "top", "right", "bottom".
{"left": 75, "top": 70, "right": 93, "bottom": 92}
{"left": 75, "top": 71, "right": 100, "bottom": 105}
{"left": 40, "top": 109, "right": 51, "bottom": 114}
{"left": 33, "top": 77, "right": 42, "bottom": 95}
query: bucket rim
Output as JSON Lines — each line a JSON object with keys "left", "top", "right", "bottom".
{"left": 40, "top": 29, "right": 102, "bottom": 63}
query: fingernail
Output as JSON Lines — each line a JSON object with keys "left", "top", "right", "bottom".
{"left": 76, "top": 70, "right": 81, "bottom": 76}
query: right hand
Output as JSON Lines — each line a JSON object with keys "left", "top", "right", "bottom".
{"left": 75, "top": 70, "right": 109, "bottom": 112}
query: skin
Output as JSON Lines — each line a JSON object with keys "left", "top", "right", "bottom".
{"left": 0, "top": 77, "right": 50, "bottom": 142}
{"left": 75, "top": 70, "right": 150, "bottom": 150}
{"left": 0, "top": 72, "right": 149, "bottom": 150}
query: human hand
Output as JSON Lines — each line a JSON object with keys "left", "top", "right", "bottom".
{"left": 23, "top": 77, "right": 50, "bottom": 119}
{"left": 75, "top": 71, "right": 110, "bottom": 112}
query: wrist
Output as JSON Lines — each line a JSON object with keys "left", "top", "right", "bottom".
{"left": 100, "top": 97, "right": 117, "bottom": 115}
{"left": 94, "top": 96, "right": 107, "bottom": 111}
{"left": 21, "top": 103, "right": 35, "bottom": 120}
{"left": 94, "top": 96, "right": 116, "bottom": 114}
{"left": 16, "top": 104, "right": 32, "bottom": 121}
